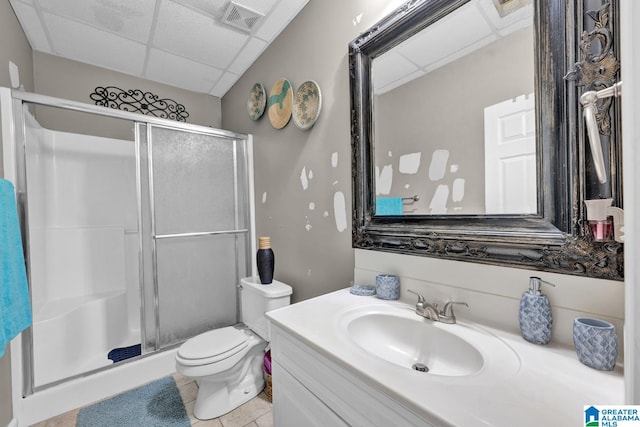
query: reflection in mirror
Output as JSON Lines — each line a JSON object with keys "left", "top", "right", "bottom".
{"left": 351, "top": 0, "right": 624, "bottom": 280}
{"left": 372, "top": 0, "right": 534, "bottom": 215}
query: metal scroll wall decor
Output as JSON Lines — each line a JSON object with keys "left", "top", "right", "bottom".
{"left": 90, "top": 86, "right": 190, "bottom": 122}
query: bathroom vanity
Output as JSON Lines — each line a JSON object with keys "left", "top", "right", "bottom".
{"left": 266, "top": 289, "right": 623, "bottom": 426}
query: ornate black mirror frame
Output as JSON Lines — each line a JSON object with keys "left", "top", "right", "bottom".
{"left": 349, "top": 0, "right": 624, "bottom": 280}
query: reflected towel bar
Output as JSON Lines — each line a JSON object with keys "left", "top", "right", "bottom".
{"left": 402, "top": 195, "right": 420, "bottom": 203}
{"left": 154, "top": 229, "right": 249, "bottom": 240}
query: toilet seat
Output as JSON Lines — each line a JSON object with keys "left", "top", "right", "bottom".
{"left": 177, "top": 327, "right": 248, "bottom": 366}
{"left": 174, "top": 277, "right": 292, "bottom": 420}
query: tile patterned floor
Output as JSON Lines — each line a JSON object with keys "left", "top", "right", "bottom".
{"left": 31, "top": 373, "right": 273, "bottom": 427}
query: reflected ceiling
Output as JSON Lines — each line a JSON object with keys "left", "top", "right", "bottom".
{"left": 373, "top": 0, "right": 532, "bottom": 94}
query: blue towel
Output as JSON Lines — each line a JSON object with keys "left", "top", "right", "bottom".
{"left": 0, "top": 179, "right": 31, "bottom": 358}
{"left": 376, "top": 197, "right": 403, "bottom": 215}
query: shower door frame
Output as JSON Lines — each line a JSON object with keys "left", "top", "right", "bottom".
{"left": 1, "top": 88, "right": 256, "bottom": 397}
{"left": 140, "top": 122, "right": 254, "bottom": 351}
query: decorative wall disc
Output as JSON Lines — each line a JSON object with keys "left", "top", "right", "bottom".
{"left": 247, "top": 82, "right": 266, "bottom": 120}
{"left": 292, "top": 80, "right": 322, "bottom": 130}
{"left": 267, "top": 78, "right": 293, "bottom": 129}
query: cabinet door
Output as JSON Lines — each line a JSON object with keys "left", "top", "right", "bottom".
{"left": 273, "top": 361, "right": 349, "bottom": 427}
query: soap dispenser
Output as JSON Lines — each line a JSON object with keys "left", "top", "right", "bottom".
{"left": 519, "top": 277, "right": 555, "bottom": 345}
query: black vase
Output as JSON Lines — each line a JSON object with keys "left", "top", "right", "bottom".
{"left": 257, "top": 236, "right": 274, "bottom": 284}
{"left": 257, "top": 248, "right": 274, "bottom": 284}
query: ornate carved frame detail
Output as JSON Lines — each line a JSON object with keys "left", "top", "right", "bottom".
{"left": 349, "top": 0, "right": 624, "bottom": 280}
{"left": 565, "top": 1, "right": 623, "bottom": 215}
{"left": 566, "top": 2, "right": 619, "bottom": 136}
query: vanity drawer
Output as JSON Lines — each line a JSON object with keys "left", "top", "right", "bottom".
{"left": 272, "top": 360, "right": 349, "bottom": 427}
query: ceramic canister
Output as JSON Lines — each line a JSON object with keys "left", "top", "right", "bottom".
{"left": 376, "top": 274, "right": 400, "bottom": 300}
{"left": 573, "top": 317, "right": 618, "bottom": 371}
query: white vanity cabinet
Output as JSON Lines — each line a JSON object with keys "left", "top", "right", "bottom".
{"left": 266, "top": 289, "right": 624, "bottom": 427}
{"left": 270, "top": 324, "right": 436, "bottom": 427}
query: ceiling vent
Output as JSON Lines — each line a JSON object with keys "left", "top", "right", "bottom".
{"left": 222, "top": 1, "right": 264, "bottom": 33}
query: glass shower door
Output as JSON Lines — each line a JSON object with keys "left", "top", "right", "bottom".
{"left": 139, "top": 124, "right": 252, "bottom": 351}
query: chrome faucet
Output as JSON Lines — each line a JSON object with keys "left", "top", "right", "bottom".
{"left": 407, "top": 290, "right": 440, "bottom": 320}
{"left": 407, "top": 290, "right": 468, "bottom": 324}
{"left": 438, "top": 301, "right": 469, "bottom": 324}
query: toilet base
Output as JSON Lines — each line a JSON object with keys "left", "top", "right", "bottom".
{"left": 193, "top": 371, "right": 265, "bottom": 420}
{"left": 191, "top": 343, "right": 267, "bottom": 420}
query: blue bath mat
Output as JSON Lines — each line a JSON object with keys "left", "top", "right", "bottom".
{"left": 76, "top": 376, "right": 190, "bottom": 427}
{"left": 108, "top": 344, "right": 141, "bottom": 363}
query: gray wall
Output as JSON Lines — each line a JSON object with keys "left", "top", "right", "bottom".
{"left": 222, "top": 0, "right": 400, "bottom": 302}
{"left": 0, "top": 0, "right": 34, "bottom": 178}
{"left": 375, "top": 26, "right": 534, "bottom": 214}
{"left": 0, "top": 0, "right": 34, "bottom": 423}
{"left": 33, "top": 52, "right": 222, "bottom": 138}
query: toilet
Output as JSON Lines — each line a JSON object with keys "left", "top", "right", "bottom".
{"left": 175, "top": 276, "right": 292, "bottom": 420}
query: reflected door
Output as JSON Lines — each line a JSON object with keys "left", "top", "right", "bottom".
{"left": 484, "top": 93, "right": 536, "bottom": 214}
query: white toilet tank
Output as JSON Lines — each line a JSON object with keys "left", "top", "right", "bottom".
{"left": 240, "top": 276, "right": 292, "bottom": 341}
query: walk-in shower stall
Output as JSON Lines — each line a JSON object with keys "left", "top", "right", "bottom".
{"left": 0, "top": 88, "right": 255, "bottom": 425}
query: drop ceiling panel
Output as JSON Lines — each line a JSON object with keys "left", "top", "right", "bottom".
{"left": 146, "top": 49, "right": 223, "bottom": 93}
{"left": 9, "top": 0, "right": 310, "bottom": 98}
{"left": 373, "top": 50, "right": 420, "bottom": 93}
{"left": 178, "top": 0, "right": 278, "bottom": 19}
{"left": 228, "top": 37, "right": 267, "bottom": 75}
{"left": 254, "top": 0, "right": 308, "bottom": 41}
{"left": 154, "top": 0, "right": 250, "bottom": 68}
{"left": 168, "top": 0, "right": 228, "bottom": 18}
{"left": 44, "top": 13, "right": 147, "bottom": 76}
{"left": 398, "top": 3, "right": 493, "bottom": 69}
{"left": 37, "top": 0, "right": 156, "bottom": 43}
{"left": 371, "top": 0, "right": 532, "bottom": 96}
{"left": 478, "top": 0, "right": 533, "bottom": 31}
{"left": 210, "top": 72, "right": 240, "bottom": 98}
{"left": 424, "top": 34, "right": 499, "bottom": 73}
{"left": 226, "top": 0, "right": 279, "bottom": 15}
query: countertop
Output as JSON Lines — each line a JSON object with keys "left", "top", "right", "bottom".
{"left": 266, "top": 288, "right": 624, "bottom": 427}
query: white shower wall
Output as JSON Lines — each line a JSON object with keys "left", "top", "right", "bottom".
{"left": 2, "top": 88, "right": 256, "bottom": 425}
{"left": 24, "top": 115, "right": 141, "bottom": 386}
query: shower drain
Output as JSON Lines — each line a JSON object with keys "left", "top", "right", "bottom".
{"left": 412, "top": 363, "right": 429, "bottom": 373}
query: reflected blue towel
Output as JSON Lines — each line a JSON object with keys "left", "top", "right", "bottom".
{"left": 376, "top": 197, "right": 403, "bottom": 215}
{"left": 0, "top": 179, "right": 31, "bottom": 358}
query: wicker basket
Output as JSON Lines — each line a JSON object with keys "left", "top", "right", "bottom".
{"left": 264, "top": 374, "right": 273, "bottom": 402}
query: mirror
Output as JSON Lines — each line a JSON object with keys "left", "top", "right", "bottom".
{"left": 349, "top": 0, "right": 624, "bottom": 280}
{"left": 372, "top": 0, "right": 535, "bottom": 215}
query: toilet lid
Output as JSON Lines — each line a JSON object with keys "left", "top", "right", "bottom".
{"left": 177, "top": 327, "right": 248, "bottom": 364}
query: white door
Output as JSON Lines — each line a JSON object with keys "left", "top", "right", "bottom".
{"left": 484, "top": 93, "right": 536, "bottom": 214}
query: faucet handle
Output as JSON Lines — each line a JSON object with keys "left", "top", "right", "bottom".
{"left": 440, "top": 301, "right": 468, "bottom": 323}
{"left": 407, "top": 289, "right": 426, "bottom": 304}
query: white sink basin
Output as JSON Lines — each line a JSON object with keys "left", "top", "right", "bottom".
{"left": 346, "top": 311, "right": 484, "bottom": 376}
{"left": 338, "top": 303, "right": 520, "bottom": 378}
